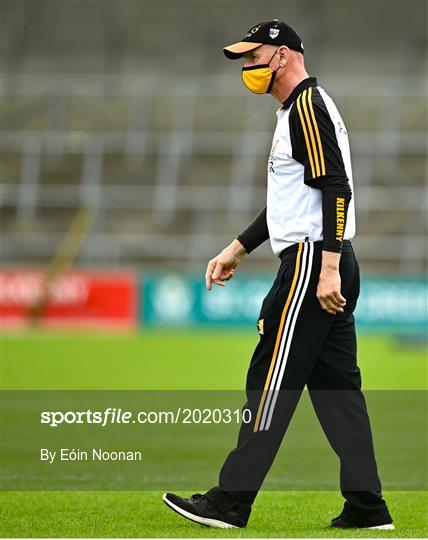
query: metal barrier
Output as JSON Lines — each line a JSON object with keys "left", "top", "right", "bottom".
{"left": 2, "top": 74, "right": 427, "bottom": 272}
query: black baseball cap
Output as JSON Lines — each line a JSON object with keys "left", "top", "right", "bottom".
{"left": 223, "top": 19, "right": 304, "bottom": 60}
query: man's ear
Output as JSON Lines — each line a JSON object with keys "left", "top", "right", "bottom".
{"left": 278, "top": 46, "right": 290, "bottom": 67}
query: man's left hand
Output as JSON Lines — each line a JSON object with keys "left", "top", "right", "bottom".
{"left": 317, "top": 251, "right": 346, "bottom": 315}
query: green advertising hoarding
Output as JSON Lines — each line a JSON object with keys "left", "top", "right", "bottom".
{"left": 141, "top": 273, "right": 427, "bottom": 334}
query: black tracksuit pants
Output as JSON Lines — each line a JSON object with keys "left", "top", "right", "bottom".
{"left": 205, "top": 240, "right": 392, "bottom": 526}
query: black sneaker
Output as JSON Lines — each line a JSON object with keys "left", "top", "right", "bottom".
{"left": 331, "top": 516, "right": 395, "bottom": 530}
{"left": 162, "top": 492, "right": 243, "bottom": 529}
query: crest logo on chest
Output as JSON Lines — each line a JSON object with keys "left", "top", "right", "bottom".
{"left": 269, "top": 139, "right": 279, "bottom": 172}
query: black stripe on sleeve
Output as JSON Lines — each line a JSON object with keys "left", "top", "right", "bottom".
{"left": 289, "top": 87, "right": 347, "bottom": 184}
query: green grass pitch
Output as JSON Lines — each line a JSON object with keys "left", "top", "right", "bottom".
{"left": 1, "top": 330, "right": 427, "bottom": 537}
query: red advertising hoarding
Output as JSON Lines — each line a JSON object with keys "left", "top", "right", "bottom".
{"left": 0, "top": 269, "right": 137, "bottom": 330}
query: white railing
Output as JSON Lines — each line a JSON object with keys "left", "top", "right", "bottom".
{"left": 2, "top": 74, "right": 427, "bottom": 272}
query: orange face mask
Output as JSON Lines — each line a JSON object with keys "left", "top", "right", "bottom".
{"left": 241, "top": 49, "right": 279, "bottom": 94}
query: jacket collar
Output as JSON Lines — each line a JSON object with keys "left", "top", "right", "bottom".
{"left": 281, "top": 77, "right": 318, "bottom": 110}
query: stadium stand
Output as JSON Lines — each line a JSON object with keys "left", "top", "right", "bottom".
{"left": 2, "top": 1, "right": 427, "bottom": 274}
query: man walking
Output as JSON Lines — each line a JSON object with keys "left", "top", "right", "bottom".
{"left": 163, "top": 20, "right": 393, "bottom": 531}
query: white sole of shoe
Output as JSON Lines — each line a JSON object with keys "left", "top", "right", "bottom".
{"left": 367, "top": 523, "right": 395, "bottom": 530}
{"left": 162, "top": 493, "right": 238, "bottom": 529}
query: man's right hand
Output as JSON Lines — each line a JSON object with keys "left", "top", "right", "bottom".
{"left": 205, "top": 239, "right": 247, "bottom": 291}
